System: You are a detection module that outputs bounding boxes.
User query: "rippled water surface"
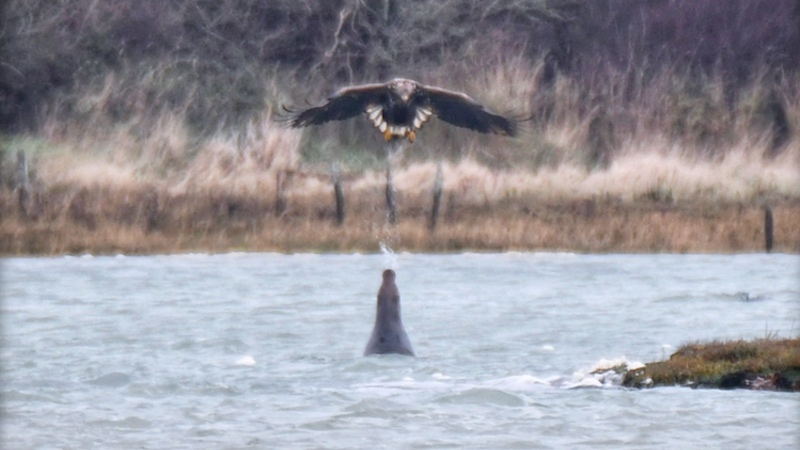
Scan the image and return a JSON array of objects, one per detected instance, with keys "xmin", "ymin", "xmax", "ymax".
[{"xmin": 2, "ymin": 252, "xmax": 798, "ymax": 449}]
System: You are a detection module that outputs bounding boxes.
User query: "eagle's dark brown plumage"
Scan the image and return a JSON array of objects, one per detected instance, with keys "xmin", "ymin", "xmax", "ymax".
[{"xmin": 284, "ymin": 78, "xmax": 518, "ymax": 142}]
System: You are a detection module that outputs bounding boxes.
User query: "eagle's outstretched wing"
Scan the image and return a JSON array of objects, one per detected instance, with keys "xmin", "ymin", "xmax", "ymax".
[
  {"xmin": 415, "ymin": 84, "xmax": 518, "ymax": 136},
  {"xmin": 284, "ymin": 82, "xmax": 388, "ymax": 127}
]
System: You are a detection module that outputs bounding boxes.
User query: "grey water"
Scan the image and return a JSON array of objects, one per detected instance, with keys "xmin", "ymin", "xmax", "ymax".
[{"xmin": 2, "ymin": 252, "xmax": 798, "ymax": 449}]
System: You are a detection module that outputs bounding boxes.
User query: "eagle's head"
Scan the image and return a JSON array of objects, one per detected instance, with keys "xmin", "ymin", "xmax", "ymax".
[{"xmin": 391, "ymin": 78, "xmax": 417, "ymax": 103}]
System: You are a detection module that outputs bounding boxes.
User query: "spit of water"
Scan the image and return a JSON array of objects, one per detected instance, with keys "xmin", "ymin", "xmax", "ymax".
[{"xmin": 2, "ymin": 252, "xmax": 798, "ymax": 449}]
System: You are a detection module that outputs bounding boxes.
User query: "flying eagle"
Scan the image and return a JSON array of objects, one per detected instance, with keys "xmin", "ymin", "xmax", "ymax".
[{"xmin": 284, "ymin": 78, "xmax": 518, "ymax": 143}]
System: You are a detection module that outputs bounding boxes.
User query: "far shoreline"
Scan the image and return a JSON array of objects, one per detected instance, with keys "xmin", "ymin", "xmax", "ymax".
[{"xmin": 2, "ymin": 189, "xmax": 798, "ymax": 256}]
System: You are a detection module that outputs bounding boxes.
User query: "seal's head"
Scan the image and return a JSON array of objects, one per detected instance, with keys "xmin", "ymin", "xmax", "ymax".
[{"xmin": 382, "ymin": 269, "xmax": 396, "ymax": 283}]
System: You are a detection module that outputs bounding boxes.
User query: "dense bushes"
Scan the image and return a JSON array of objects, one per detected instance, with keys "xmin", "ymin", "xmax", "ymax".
[{"xmin": 1, "ymin": 0, "xmax": 798, "ymax": 146}]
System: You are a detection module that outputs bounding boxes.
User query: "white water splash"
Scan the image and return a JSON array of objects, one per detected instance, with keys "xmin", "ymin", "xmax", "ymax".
[
  {"xmin": 380, "ymin": 241, "xmax": 396, "ymax": 269},
  {"xmin": 566, "ymin": 356, "xmax": 645, "ymax": 389}
]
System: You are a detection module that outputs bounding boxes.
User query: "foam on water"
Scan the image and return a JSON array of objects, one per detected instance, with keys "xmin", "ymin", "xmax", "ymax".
[
  {"xmin": 562, "ymin": 356, "xmax": 647, "ymax": 389},
  {"xmin": 235, "ymin": 355, "xmax": 256, "ymax": 366}
]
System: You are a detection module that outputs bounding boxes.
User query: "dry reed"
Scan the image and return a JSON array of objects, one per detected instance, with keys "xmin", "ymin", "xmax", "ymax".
[{"xmin": 2, "ymin": 59, "xmax": 799, "ymax": 256}]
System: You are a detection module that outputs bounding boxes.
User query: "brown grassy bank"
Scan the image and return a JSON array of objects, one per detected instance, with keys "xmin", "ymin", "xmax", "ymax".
[
  {"xmin": 2, "ymin": 180, "xmax": 798, "ymax": 256},
  {"xmin": 2, "ymin": 42, "xmax": 798, "ymax": 256},
  {"xmin": 2, "ymin": 85, "xmax": 799, "ymax": 257},
  {"xmin": 2, "ymin": 107, "xmax": 799, "ymax": 256},
  {"xmin": 623, "ymin": 338, "xmax": 800, "ymax": 391}
]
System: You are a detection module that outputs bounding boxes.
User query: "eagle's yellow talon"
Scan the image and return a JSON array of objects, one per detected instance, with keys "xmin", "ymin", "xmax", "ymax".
[
  {"xmin": 408, "ymin": 130, "xmax": 416, "ymax": 143},
  {"xmin": 384, "ymin": 130, "xmax": 392, "ymax": 141}
]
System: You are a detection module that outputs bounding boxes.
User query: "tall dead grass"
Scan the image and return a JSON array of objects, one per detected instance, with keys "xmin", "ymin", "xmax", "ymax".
[{"xmin": 2, "ymin": 61, "xmax": 799, "ymax": 255}]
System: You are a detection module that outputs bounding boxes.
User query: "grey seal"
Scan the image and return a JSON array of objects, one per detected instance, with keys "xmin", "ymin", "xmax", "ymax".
[{"xmin": 364, "ymin": 269, "xmax": 415, "ymax": 357}]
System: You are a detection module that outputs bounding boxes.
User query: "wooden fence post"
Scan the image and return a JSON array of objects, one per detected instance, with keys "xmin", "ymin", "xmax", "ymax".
[
  {"xmin": 275, "ymin": 170, "xmax": 287, "ymax": 216},
  {"xmin": 332, "ymin": 160, "xmax": 345, "ymax": 226},
  {"xmin": 764, "ymin": 204, "xmax": 774, "ymax": 253},
  {"xmin": 429, "ymin": 160, "xmax": 443, "ymax": 230},
  {"xmin": 15, "ymin": 150, "xmax": 30, "ymax": 217},
  {"xmin": 144, "ymin": 189, "xmax": 159, "ymax": 233},
  {"xmin": 0, "ymin": 145, "xmax": 4, "ymax": 188}
]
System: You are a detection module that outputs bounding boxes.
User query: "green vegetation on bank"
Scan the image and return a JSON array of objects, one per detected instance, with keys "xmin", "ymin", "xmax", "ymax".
[{"xmin": 623, "ymin": 338, "xmax": 800, "ymax": 391}]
